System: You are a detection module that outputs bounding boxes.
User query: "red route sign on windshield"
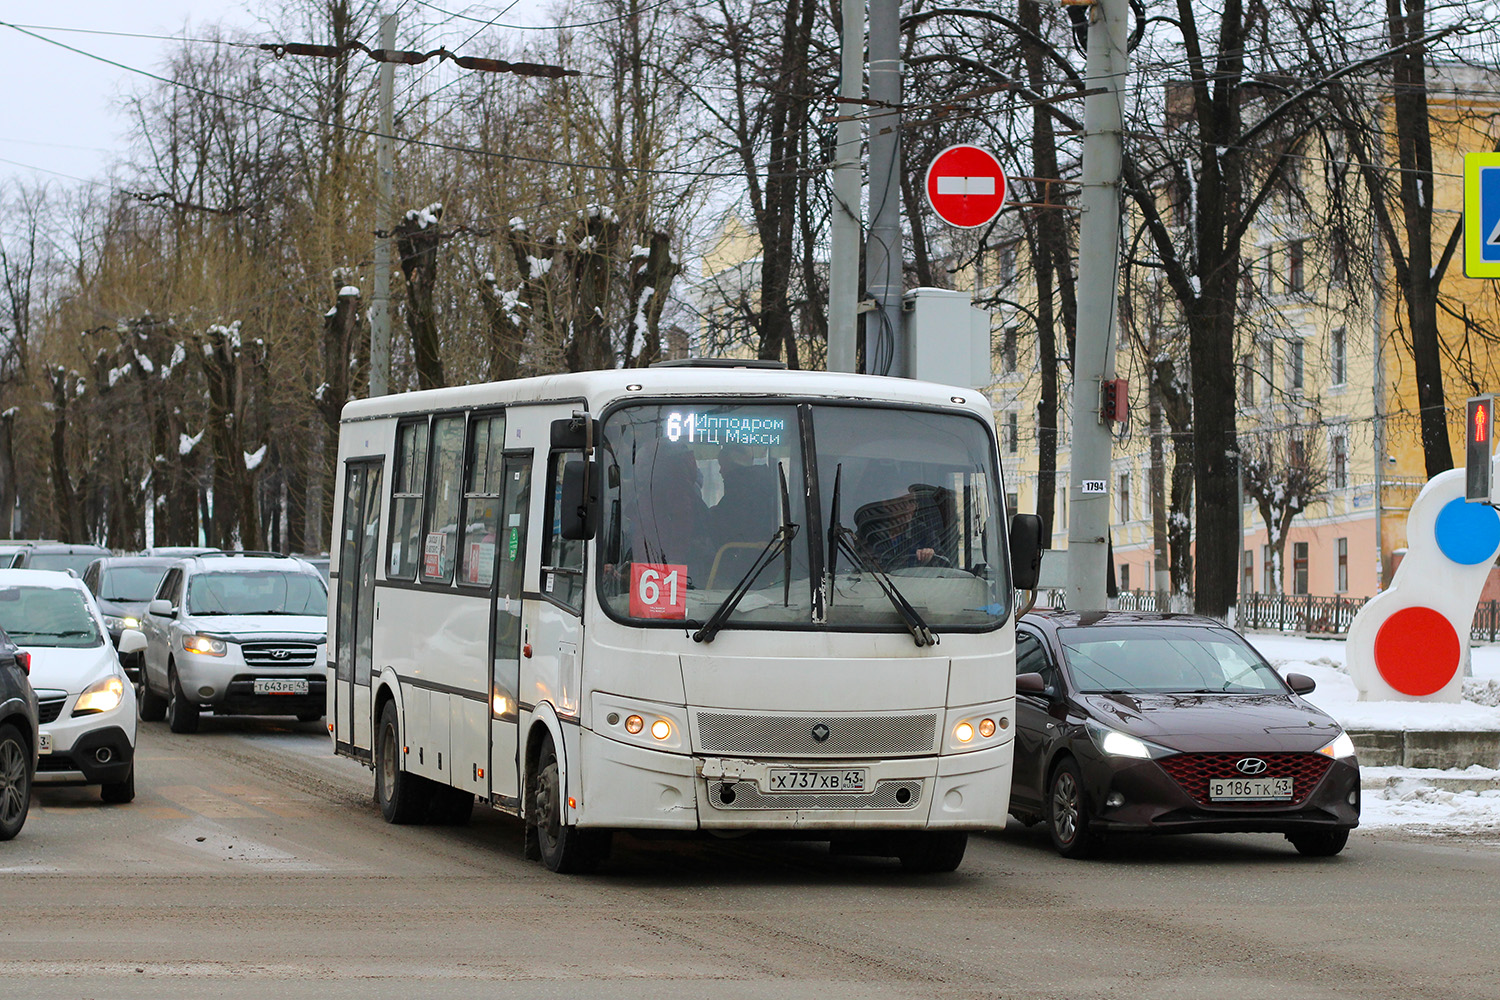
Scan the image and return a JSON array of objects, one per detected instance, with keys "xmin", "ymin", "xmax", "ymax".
[{"xmin": 925, "ymin": 144, "xmax": 1008, "ymax": 229}]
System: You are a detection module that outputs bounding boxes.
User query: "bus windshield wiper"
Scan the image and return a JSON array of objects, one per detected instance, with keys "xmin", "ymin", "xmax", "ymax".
[
  {"xmin": 693, "ymin": 464, "xmax": 798, "ymax": 644},
  {"xmin": 826, "ymin": 518, "xmax": 937, "ymax": 650}
]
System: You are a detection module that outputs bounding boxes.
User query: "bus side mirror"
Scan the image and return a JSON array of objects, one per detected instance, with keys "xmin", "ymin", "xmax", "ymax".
[
  {"xmin": 550, "ymin": 413, "xmax": 599, "ymax": 450},
  {"xmin": 560, "ymin": 459, "xmax": 599, "ymax": 540},
  {"xmin": 1009, "ymin": 513, "xmax": 1045, "ymax": 591}
]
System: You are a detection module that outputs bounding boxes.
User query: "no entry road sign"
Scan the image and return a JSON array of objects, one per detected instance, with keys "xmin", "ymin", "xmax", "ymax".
[{"xmin": 925, "ymin": 145, "xmax": 1007, "ymax": 229}]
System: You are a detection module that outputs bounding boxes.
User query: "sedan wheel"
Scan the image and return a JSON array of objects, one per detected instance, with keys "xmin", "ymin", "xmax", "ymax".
[
  {"xmin": 0, "ymin": 723, "xmax": 31, "ymax": 841},
  {"xmin": 1048, "ymin": 758, "xmax": 1101, "ymax": 859}
]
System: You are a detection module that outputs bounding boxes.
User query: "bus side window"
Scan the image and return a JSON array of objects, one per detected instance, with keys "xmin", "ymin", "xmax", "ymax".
[
  {"xmin": 389, "ymin": 419, "xmax": 429, "ymax": 580},
  {"xmin": 542, "ymin": 450, "xmax": 586, "ymax": 610}
]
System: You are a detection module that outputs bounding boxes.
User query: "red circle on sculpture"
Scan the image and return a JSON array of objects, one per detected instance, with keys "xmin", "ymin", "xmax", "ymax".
[{"xmin": 1373, "ymin": 606, "xmax": 1460, "ymax": 697}]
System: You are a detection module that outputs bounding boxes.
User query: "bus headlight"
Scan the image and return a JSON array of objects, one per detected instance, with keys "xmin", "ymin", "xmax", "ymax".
[
  {"xmin": 592, "ymin": 693, "xmax": 687, "ymax": 754},
  {"xmin": 650, "ymin": 719, "xmax": 671, "ymax": 740},
  {"xmin": 944, "ymin": 702, "xmax": 1013, "ymax": 752}
]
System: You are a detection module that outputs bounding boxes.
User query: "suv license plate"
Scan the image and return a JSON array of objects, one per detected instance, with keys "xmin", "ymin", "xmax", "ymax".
[
  {"xmin": 1209, "ymin": 776, "xmax": 1292, "ymax": 801},
  {"xmin": 767, "ymin": 769, "xmax": 866, "ymax": 793},
  {"xmin": 254, "ymin": 678, "xmax": 309, "ymax": 695},
  {"xmin": 38, "ymin": 732, "xmax": 51, "ymax": 754}
]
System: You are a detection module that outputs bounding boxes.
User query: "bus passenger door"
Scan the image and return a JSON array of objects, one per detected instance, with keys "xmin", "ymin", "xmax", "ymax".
[
  {"xmin": 335, "ymin": 459, "xmax": 383, "ymax": 753},
  {"xmin": 490, "ymin": 454, "xmax": 531, "ymax": 806}
]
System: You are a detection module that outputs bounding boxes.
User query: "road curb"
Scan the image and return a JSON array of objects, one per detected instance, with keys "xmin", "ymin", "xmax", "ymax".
[{"xmin": 1348, "ymin": 729, "xmax": 1500, "ymax": 769}]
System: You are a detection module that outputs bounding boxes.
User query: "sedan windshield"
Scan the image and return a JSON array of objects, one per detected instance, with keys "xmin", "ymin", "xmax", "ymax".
[
  {"xmin": 99, "ymin": 565, "xmax": 171, "ymax": 602},
  {"xmin": 187, "ymin": 571, "xmax": 327, "ymax": 616},
  {"xmin": 0, "ymin": 586, "xmax": 103, "ymax": 647},
  {"xmin": 1059, "ymin": 625, "xmax": 1287, "ymax": 694},
  {"xmin": 597, "ymin": 401, "xmax": 1008, "ymax": 633}
]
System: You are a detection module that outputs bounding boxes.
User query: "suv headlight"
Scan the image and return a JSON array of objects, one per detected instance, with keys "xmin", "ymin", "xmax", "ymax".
[
  {"xmin": 183, "ymin": 634, "xmax": 228, "ymax": 656},
  {"xmin": 73, "ymin": 675, "xmax": 125, "ymax": 716},
  {"xmin": 1317, "ymin": 731, "xmax": 1356, "ymax": 760},
  {"xmin": 103, "ymin": 615, "xmax": 140, "ymax": 632},
  {"xmin": 1085, "ymin": 719, "xmax": 1173, "ymax": 760}
]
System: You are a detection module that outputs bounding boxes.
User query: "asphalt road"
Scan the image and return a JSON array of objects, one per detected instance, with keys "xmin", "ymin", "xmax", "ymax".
[{"xmin": 2, "ymin": 718, "xmax": 1498, "ymax": 1000}]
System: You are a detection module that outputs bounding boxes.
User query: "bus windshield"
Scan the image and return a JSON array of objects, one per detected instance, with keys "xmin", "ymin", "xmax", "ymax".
[{"xmin": 598, "ymin": 401, "xmax": 1007, "ymax": 633}]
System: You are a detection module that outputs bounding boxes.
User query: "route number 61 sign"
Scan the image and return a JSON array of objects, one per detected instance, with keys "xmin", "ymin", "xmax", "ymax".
[{"xmin": 630, "ymin": 563, "xmax": 688, "ymax": 619}]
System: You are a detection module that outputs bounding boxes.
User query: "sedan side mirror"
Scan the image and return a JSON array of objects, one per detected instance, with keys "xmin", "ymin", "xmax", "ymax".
[
  {"xmin": 147, "ymin": 598, "xmax": 175, "ymax": 618},
  {"xmin": 1016, "ymin": 671, "xmax": 1048, "ymax": 696},
  {"xmin": 1285, "ymin": 672, "xmax": 1316, "ymax": 695},
  {"xmin": 117, "ymin": 628, "xmax": 147, "ymax": 655}
]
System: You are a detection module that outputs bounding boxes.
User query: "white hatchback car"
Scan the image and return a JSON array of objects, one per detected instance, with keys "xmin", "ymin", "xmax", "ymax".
[{"xmin": 0, "ymin": 570, "xmax": 144, "ymax": 802}]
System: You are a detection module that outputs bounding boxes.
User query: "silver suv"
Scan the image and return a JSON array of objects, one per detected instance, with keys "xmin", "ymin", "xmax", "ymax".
[{"xmin": 138, "ymin": 554, "xmax": 328, "ymax": 733}]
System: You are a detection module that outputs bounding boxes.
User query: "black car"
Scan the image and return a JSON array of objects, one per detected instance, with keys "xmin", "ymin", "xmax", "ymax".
[
  {"xmin": 82, "ymin": 556, "xmax": 179, "ymax": 682},
  {"xmin": 0, "ymin": 626, "xmax": 38, "ymax": 840},
  {"xmin": 1012, "ymin": 610, "xmax": 1360, "ymax": 859}
]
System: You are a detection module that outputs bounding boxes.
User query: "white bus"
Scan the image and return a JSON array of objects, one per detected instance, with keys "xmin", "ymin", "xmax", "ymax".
[{"xmin": 328, "ymin": 362, "xmax": 1043, "ymax": 873}]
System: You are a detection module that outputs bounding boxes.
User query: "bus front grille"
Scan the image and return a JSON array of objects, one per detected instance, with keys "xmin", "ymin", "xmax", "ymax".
[{"xmin": 694, "ymin": 712, "xmax": 938, "ymax": 757}]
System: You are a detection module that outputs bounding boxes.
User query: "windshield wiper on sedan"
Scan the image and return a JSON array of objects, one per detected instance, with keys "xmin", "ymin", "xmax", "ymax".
[
  {"xmin": 825, "ymin": 465, "xmax": 937, "ymax": 648},
  {"xmin": 17, "ymin": 629, "xmax": 95, "ymax": 638},
  {"xmin": 693, "ymin": 464, "xmax": 799, "ymax": 644}
]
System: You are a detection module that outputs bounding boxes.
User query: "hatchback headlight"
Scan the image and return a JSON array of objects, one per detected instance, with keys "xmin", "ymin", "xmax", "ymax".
[
  {"xmin": 73, "ymin": 675, "xmax": 125, "ymax": 716},
  {"xmin": 1086, "ymin": 719, "xmax": 1173, "ymax": 760},
  {"xmin": 1317, "ymin": 731, "xmax": 1357, "ymax": 760},
  {"xmin": 183, "ymin": 634, "xmax": 227, "ymax": 656}
]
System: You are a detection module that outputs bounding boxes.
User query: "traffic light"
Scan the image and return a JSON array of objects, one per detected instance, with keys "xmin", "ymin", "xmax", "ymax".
[
  {"xmin": 1100, "ymin": 378, "xmax": 1128, "ymax": 423},
  {"xmin": 1467, "ymin": 395, "xmax": 1494, "ymax": 502}
]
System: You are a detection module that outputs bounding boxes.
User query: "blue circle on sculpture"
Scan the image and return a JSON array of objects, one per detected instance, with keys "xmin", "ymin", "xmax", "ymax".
[{"xmin": 1434, "ymin": 496, "xmax": 1500, "ymax": 565}]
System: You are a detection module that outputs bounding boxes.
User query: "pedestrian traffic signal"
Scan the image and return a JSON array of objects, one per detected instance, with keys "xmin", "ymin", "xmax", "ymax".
[{"xmin": 1467, "ymin": 394, "xmax": 1494, "ymax": 502}]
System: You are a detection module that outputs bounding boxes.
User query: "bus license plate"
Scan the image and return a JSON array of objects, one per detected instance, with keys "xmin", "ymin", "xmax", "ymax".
[
  {"xmin": 767, "ymin": 769, "xmax": 866, "ymax": 793},
  {"xmin": 254, "ymin": 678, "xmax": 309, "ymax": 695},
  {"xmin": 38, "ymin": 733, "xmax": 51, "ymax": 754},
  {"xmin": 1209, "ymin": 776, "xmax": 1292, "ymax": 801}
]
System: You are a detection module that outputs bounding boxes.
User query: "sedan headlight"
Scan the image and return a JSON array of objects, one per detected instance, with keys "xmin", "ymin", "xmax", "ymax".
[
  {"xmin": 183, "ymin": 634, "xmax": 228, "ymax": 656},
  {"xmin": 1085, "ymin": 719, "xmax": 1173, "ymax": 760},
  {"xmin": 73, "ymin": 675, "xmax": 125, "ymax": 716},
  {"xmin": 1317, "ymin": 731, "xmax": 1357, "ymax": 760}
]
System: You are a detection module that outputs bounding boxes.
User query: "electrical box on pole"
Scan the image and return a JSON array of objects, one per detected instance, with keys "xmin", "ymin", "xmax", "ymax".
[
  {"xmin": 1100, "ymin": 378, "xmax": 1127, "ymax": 422},
  {"xmin": 1466, "ymin": 394, "xmax": 1494, "ymax": 502},
  {"xmin": 902, "ymin": 288, "xmax": 993, "ymax": 389}
]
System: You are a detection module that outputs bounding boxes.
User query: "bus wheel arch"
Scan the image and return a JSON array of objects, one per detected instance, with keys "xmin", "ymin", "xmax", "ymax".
[{"xmin": 523, "ymin": 711, "xmax": 609, "ymax": 873}]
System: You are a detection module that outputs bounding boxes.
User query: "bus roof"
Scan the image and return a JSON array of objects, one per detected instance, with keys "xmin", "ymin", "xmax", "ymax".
[{"xmin": 339, "ymin": 367, "xmax": 995, "ymax": 425}]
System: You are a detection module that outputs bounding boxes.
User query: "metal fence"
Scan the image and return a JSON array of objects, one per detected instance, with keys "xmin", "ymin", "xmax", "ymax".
[{"xmin": 1038, "ymin": 587, "xmax": 1500, "ymax": 642}]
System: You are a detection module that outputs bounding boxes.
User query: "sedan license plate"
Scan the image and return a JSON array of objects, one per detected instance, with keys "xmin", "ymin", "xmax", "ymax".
[
  {"xmin": 253, "ymin": 678, "xmax": 309, "ymax": 696},
  {"xmin": 767, "ymin": 769, "xmax": 866, "ymax": 793},
  {"xmin": 1209, "ymin": 776, "xmax": 1293, "ymax": 801},
  {"xmin": 38, "ymin": 732, "xmax": 51, "ymax": 755}
]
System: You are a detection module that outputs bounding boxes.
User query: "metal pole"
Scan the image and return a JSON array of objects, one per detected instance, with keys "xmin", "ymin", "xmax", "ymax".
[
  {"xmin": 369, "ymin": 12, "xmax": 396, "ymax": 397},
  {"xmin": 1064, "ymin": 0, "xmax": 1128, "ymax": 612},
  {"xmin": 827, "ymin": 0, "xmax": 863, "ymax": 374},
  {"xmin": 865, "ymin": 0, "xmax": 904, "ymax": 376}
]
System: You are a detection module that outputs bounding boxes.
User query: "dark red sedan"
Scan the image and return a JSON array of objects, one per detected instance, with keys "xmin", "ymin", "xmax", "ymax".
[{"xmin": 1012, "ymin": 610, "xmax": 1359, "ymax": 858}]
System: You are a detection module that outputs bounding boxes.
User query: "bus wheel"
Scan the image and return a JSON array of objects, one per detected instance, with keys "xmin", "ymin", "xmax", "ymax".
[
  {"xmin": 376, "ymin": 701, "xmax": 429, "ymax": 824},
  {"xmin": 896, "ymin": 831, "xmax": 968, "ymax": 873},
  {"xmin": 530, "ymin": 734, "xmax": 610, "ymax": 873}
]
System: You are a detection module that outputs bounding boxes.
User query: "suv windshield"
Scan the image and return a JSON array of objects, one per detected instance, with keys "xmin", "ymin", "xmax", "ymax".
[
  {"xmin": 1059, "ymin": 625, "xmax": 1287, "ymax": 694},
  {"xmin": 597, "ymin": 401, "xmax": 1007, "ymax": 633},
  {"xmin": 187, "ymin": 571, "xmax": 327, "ymax": 616},
  {"xmin": 0, "ymin": 586, "xmax": 103, "ymax": 647}
]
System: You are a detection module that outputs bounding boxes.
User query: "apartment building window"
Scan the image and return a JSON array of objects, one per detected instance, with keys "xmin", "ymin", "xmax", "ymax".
[
  {"xmin": 1241, "ymin": 357, "xmax": 1255, "ymax": 401},
  {"xmin": 1261, "ymin": 338, "xmax": 1275, "ymax": 403},
  {"xmin": 1243, "ymin": 549, "xmax": 1254, "ymax": 594},
  {"xmin": 1263, "ymin": 246, "xmax": 1277, "ymax": 295},
  {"xmin": 1119, "ymin": 563, "xmax": 1131, "ymax": 592},
  {"xmin": 1117, "ymin": 472, "xmax": 1131, "ymax": 523},
  {"xmin": 1330, "ymin": 326, "xmax": 1347, "ymax": 386},
  {"xmin": 1293, "ymin": 541, "xmax": 1309, "ymax": 595},
  {"xmin": 1289, "ymin": 437, "xmax": 1306, "ymax": 468},
  {"xmin": 1336, "ymin": 537, "xmax": 1348, "ymax": 593},
  {"xmin": 1331, "ymin": 432, "xmax": 1348, "ymax": 489},
  {"xmin": 1288, "ymin": 240, "xmax": 1305, "ymax": 292},
  {"xmin": 1262, "ymin": 544, "xmax": 1274, "ymax": 593},
  {"xmin": 1002, "ymin": 326, "xmax": 1018, "ymax": 374},
  {"xmin": 999, "ymin": 246, "xmax": 1016, "ymax": 286},
  {"xmin": 1289, "ymin": 339, "xmax": 1305, "ymax": 392},
  {"xmin": 1006, "ymin": 411, "xmax": 1019, "ymax": 453},
  {"xmin": 1330, "ymin": 240, "xmax": 1349, "ymax": 285}
]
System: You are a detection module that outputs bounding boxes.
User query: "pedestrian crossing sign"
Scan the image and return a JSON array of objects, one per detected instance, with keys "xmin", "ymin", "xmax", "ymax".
[{"xmin": 1464, "ymin": 152, "xmax": 1500, "ymax": 278}]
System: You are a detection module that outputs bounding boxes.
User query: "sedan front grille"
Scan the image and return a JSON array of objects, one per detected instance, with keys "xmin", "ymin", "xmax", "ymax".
[
  {"xmin": 241, "ymin": 641, "xmax": 320, "ymax": 670},
  {"xmin": 1157, "ymin": 752, "xmax": 1333, "ymax": 807},
  {"xmin": 695, "ymin": 712, "xmax": 938, "ymax": 758},
  {"xmin": 37, "ymin": 697, "xmax": 66, "ymax": 724}
]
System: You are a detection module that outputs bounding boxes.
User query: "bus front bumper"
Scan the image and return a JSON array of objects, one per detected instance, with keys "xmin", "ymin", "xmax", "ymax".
[{"xmin": 575, "ymin": 729, "xmax": 1012, "ymax": 832}]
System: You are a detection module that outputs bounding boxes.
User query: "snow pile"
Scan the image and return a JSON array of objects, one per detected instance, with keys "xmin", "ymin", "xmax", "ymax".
[{"xmin": 1360, "ymin": 766, "xmax": 1500, "ymax": 833}]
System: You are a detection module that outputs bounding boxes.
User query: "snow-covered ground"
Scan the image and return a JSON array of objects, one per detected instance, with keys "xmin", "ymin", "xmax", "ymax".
[{"xmin": 1248, "ymin": 631, "xmax": 1500, "ymax": 836}]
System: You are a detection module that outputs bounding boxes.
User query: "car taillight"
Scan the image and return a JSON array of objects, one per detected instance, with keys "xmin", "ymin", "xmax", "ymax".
[{"xmin": 15, "ymin": 651, "xmax": 29, "ymax": 675}]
